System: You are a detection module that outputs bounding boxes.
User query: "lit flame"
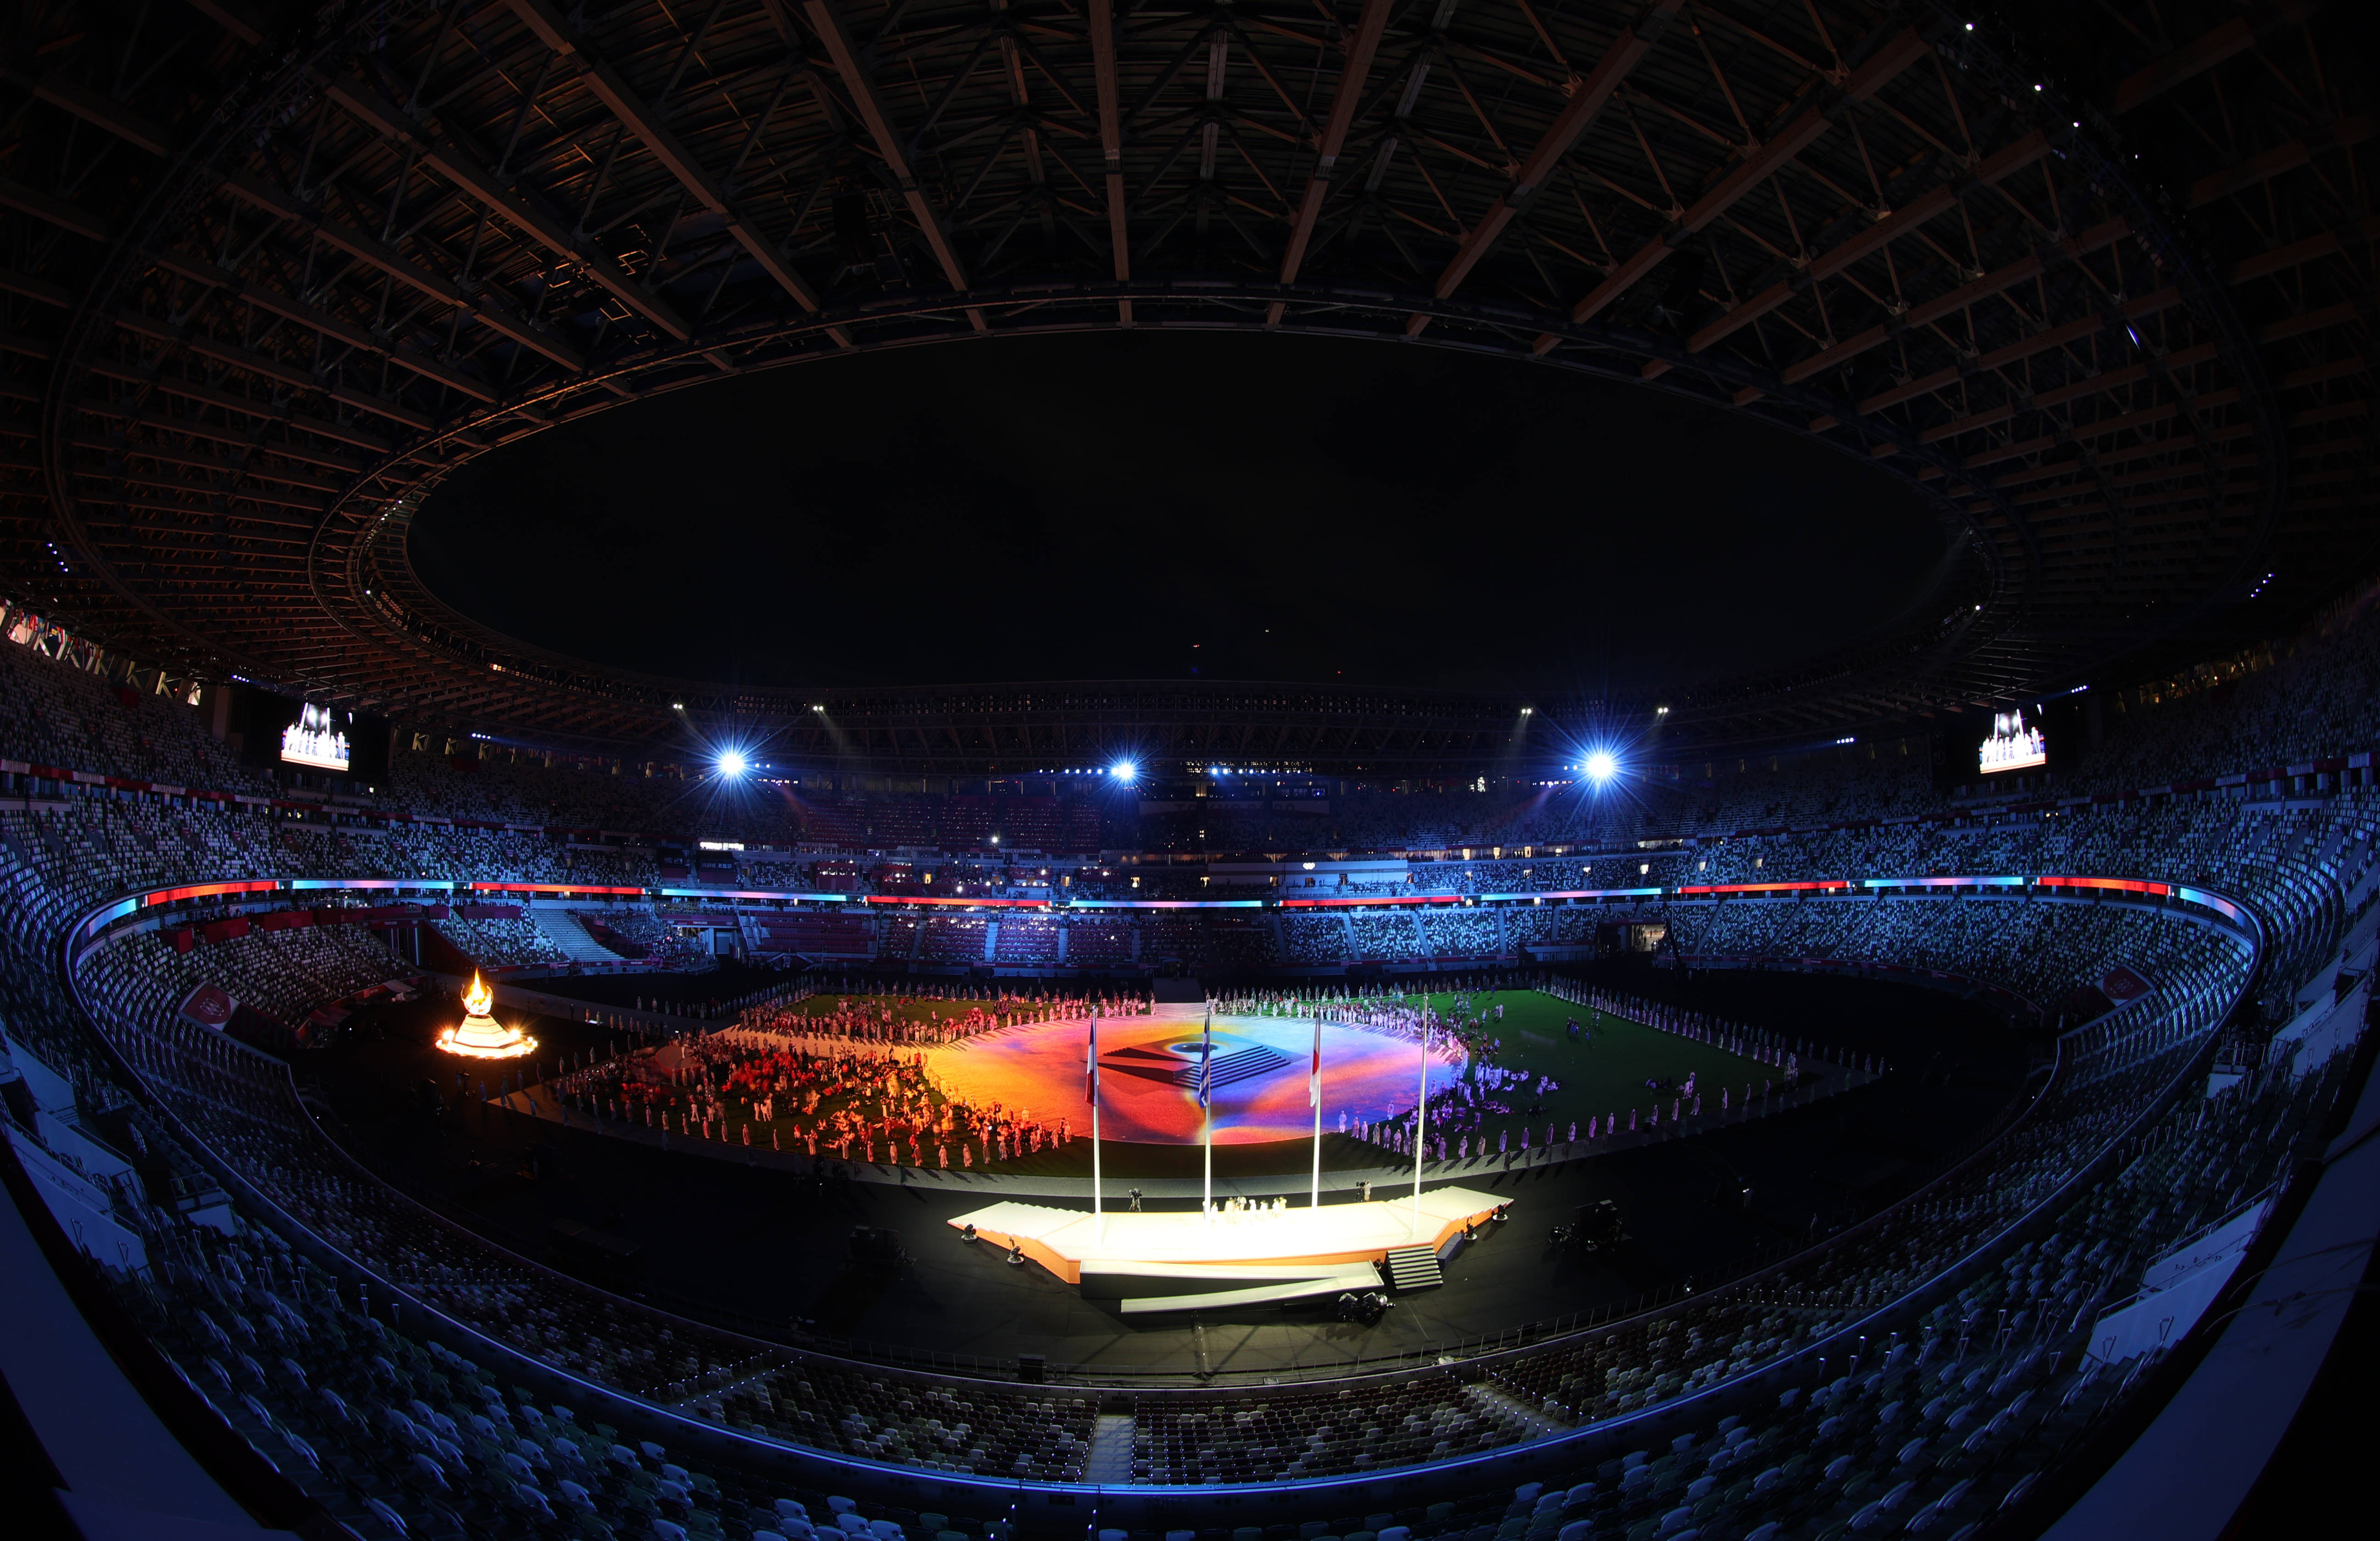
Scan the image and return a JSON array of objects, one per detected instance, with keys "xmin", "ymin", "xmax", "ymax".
[{"xmin": 437, "ymin": 970, "xmax": 535, "ymax": 1059}]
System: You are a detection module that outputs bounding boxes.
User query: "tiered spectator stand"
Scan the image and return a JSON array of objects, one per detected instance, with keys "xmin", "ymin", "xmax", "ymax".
[
  {"xmin": 35, "ymin": 855, "xmax": 2294, "ymax": 1530},
  {"xmin": 56, "ymin": 883, "xmax": 1115, "ymax": 1515},
  {"xmin": 2, "ymin": 625, "xmax": 2368, "ymax": 1529},
  {"xmin": 7, "ymin": 611, "xmax": 2380, "ymax": 1533},
  {"xmin": 0, "ymin": 742, "xmax": 2361, "ymax": 1531},
  {"xmin": 5, "ymin": 678, "xmax": 2369, "ymax": 993}
]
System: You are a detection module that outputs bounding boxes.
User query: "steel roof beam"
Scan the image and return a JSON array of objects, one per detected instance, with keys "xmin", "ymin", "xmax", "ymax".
[
  {"xmin": 216, "ymin": 172, "xmax": 587, "ymax": 371},
  {"xmin": 315, "ymin": 71, "xmax": 694, "ymax": 343},
  {"xmin": 148, "ymin": 249, "xmax": 498, "ymax": 404},
  {"xmin": 2108, "ymin": 4, "xmax": 2311, "ymax": 115},
  {"xmin": 0, "ymin": 175, "xmax": 112, "ymax": 241},
  {"xmin": 85, "ymin": 493, "xmax": 315, "ymax": 528},
  {"xmin": 803, "ymin": 0, "xmax": 979, "ymax": 324},
  {"xmin": 1531, "ymin": 25, "xmax": 1932, "ymax": 355},
  {"xmin": 504, "ymin": 0, "xmax": 851, "ymax": 349},
  {"xmin": 1270, "ymin": 0, "xmax": 1394, "ymax": 322},
  {"xmin": 2227, "ymin": 216, "xmax": 2380, "ymax": 285},
  {"xmin": 75, "ymin": 439, "xmax": 350, "ymax": 497},
  {"xmin": 1674, "ymin": 128, "xmax": 2051, "ymax": 362},
  {"xmin": 1408, "ymin": 0, "xmax": 1685, "ymax": 337},
  {"xmin": 2, "ymin": 69, "xmax": 175, "ymax": 158},
  {"xmin": 1086, "ymin": 0, "xmax": 1130, "ymax": 324},
  {"xmin": 1784, "ymin": 216, "xmax": 2137, "ymax": 398},
  {"xmin": 2189, "ymin": 111, "xmax": 2378, "ymax": 208},
  {"xmin": 1845, "ymin": 266, "xmax": 2172, "ymax": 419},
  {"xmin": 178, "ymin": 0, "xmax": 265, "ymax": 46}
]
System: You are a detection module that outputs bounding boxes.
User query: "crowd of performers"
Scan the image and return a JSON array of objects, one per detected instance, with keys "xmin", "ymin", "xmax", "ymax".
[
  {"xmin": 731, "ymin": 984, "xmax": 1151, "ymax": 1044},
  {"xmin": 1210, "ymin": 977, "xmax": 1816, "ymax": 1164},
  {"xmin": 1213, "ymin": 980, "xmax": 1522, "ymax": 1057},
  {"xmin": 546, "ymin": 1022, "xmax": 1080, "ymax": 1167},
  {"xmin": 1213, "ymin": 976, "xmax": 1818, "ymax": 1074},
  {"xmin": 525, "ymin": 979, "xmax": 1827, "ymax": 1172},
  {"xmin": 1542, "ymin": 976, "xmax": 1831, "ymax": 1072},
  {"xmin": 1334, "ymin": 1052, "xmax": 1799, "ymax": 1163},
  {"xmin": 1339, "ymin": 1060, "xmax": 1567, "ymax": 1160}
]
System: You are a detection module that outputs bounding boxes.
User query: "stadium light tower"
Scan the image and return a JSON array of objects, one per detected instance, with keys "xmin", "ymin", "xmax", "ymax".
[
  {"xmin": 1584, "ymin": 750, "xmax": 1619, "ymax": 786},
  {"xmin": 1111, "ymin": 760, "xmax": 1139, "ymax": 784}
]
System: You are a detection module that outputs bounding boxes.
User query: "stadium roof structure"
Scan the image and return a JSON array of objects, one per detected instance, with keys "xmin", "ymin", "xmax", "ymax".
[{"xmin": 0, "ymin": 0, "xmax": 2371, "ymax": 767}]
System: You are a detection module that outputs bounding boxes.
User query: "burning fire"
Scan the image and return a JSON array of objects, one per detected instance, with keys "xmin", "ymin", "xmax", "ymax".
[{"xmin": 436, "ymin": 971, "xmax": 536, "ymax": 1059}]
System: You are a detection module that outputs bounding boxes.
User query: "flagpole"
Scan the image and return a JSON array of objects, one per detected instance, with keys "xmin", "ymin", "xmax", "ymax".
[
  {"xmin": 1090, "ymin": 1009, "xmax": 1103, "ymax": 1239},
  {"xmin": 1202, "ymin": 1002, "xmax": 1214, "ymax": 1213},
  {"xmin": 1411, "ymin": 1019, "xmax": 1429, "ymax": 1239},
  {"xmin": 1310, "ymin": 1014, "xmax": 1323, "ymax": 1209}
]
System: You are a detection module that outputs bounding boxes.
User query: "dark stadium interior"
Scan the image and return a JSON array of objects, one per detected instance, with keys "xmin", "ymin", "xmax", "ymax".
[
  {"xmin": 408, "ymin": 333, "xmax": 1957, "ymax": 694},
  {"xmin": 3, "ymin": 2, "xmax": 2378, "ymax": 1541}
]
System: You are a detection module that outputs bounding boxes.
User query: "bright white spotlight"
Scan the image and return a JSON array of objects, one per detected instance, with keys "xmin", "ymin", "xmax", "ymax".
[
  {"xmin": 717, "ymin": 750, "xmax": 749, "ymax": 779},
  {"xmin": 1111, "ymin": 760, "xmax": 1138, "ymax": 783},
  {"xmin": 1584, "ymin": 750, "xmax": 1619, "ymax": 785}
]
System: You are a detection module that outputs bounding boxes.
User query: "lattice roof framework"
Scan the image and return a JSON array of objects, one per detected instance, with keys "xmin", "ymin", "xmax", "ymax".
[{"xmin": 0, "ymin": 0, "xmax": 2369, "ymax": 770}]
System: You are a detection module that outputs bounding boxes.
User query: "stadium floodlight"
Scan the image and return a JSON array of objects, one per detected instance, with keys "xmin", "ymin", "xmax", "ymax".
[
  {"xmin": 717, "ymin": 750, "xmax": 749, "ymax": 779},
  {"xmin": 1584, "ymin": 750, "xmax": 1619, "ymax": 785},
  {"xmin": 1111, "ymin": 760, "xmax": 1138, "ymax": 783}
]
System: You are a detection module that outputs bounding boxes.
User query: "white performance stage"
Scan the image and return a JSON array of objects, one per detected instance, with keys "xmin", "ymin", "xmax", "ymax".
[{"xmin": 949, "ymin": 1186, "xmax": 1503, "ymax": 1314}]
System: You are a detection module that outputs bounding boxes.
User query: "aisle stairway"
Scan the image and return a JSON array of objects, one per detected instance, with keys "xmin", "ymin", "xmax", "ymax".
[
  {"xmin": 531, "ymin": 909, "xmax": 628, "ymax": 963},
  {"xmin": 1384, "ymin": 1244, "xmax": 1445, "ymax": 1291},
  {"xmin": 1464, "ymin": 1381, "xmax": 1571, "ymax": 1438},
  {"xmin": 1083, "ymin": 1414, "xmax": 1136, "ymax": 1483}
]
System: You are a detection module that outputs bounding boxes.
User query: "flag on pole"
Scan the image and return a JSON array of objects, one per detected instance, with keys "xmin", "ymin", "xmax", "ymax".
[
  {"xmin": 1086, "ymin": 1010, "xmax": 1100, "ymax": 1104},
  {"xmin": 1309, "ymin": 1017, "xmax": 1322, "ymax": 1108},
  {"xmin": 1198, "ymin": 1009, "xmax": 1213, "ymax": 1109}
]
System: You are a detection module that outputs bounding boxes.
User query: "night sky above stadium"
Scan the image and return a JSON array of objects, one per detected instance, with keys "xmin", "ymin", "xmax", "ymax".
[{"xmin": 414, "ymin": 333, "xmax": 1956, "ymax": 697}]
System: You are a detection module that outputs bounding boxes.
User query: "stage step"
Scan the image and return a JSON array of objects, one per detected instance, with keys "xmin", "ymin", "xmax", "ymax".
[
  {"xmin": 1384, "ymin": 1244, "xmax": 1444, "ymax": 1292},
  {"xmin": 1169, "ymin": 1045, "xmax": 1290, "ymax": 1091},
  {"xmin": 1084, "ymin": 1414, "xmax": 1136, "ymax": 1483}
]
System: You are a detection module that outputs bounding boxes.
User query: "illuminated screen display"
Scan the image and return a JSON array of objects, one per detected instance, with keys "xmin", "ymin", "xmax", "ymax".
[
  {"xmin": 281, "ymin": 703, "xmax": 351, "ymax": 772},
  {"xmin": 1979, "ymin": 709, "xmax": 2047, "ymax": 775}
]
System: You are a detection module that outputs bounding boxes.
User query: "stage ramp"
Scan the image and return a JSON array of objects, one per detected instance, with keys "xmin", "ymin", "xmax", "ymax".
[
  {"xmin": 949, "ymin": 1187, "xmax": 1498, "ymax": 1312},
  {"xmin": 1082, "ymin": 1259, "xmax": 1385, "ymax": 1314}
]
